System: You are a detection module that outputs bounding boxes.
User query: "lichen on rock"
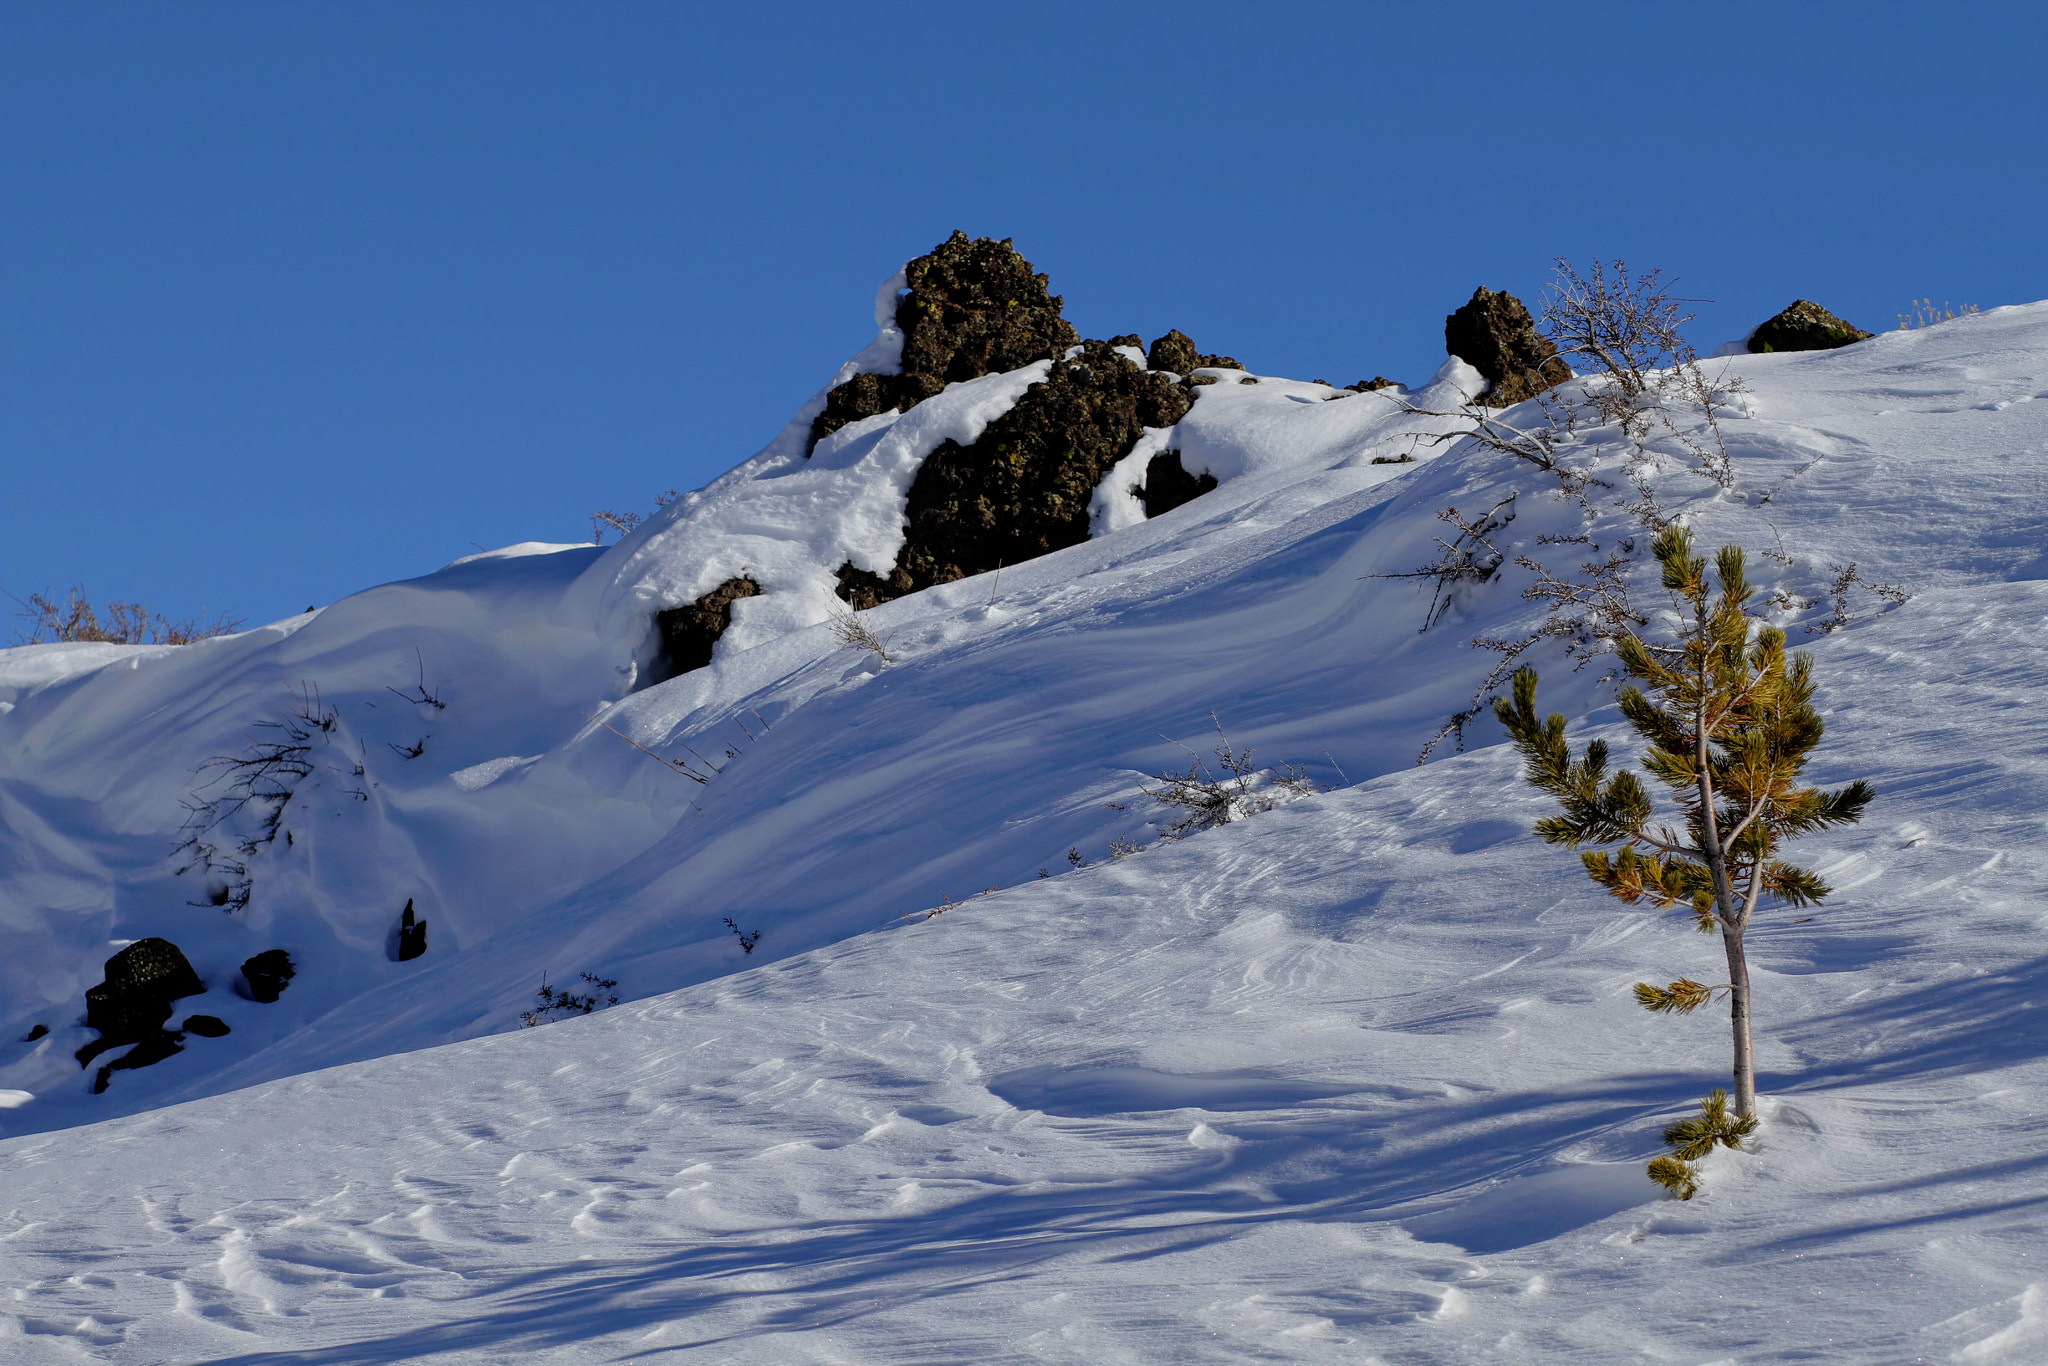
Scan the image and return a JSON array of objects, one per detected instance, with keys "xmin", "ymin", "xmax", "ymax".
[
  {"xmin": 808, "ymin": 232, "xmax": 1079, "ymax": 452},
  {"xmin": 1748, "ymin": 300, "xmax": 1873, "ymax": 354},
  {"xmin": 1145, "ymin": 329, "xmax": 1242, "ymax": 376},
  {"xmin": 1444, "ymin": 287, "xmax": 1570, "ymax": 407},
  {"xmin": 837, "ymin": 340, "xmax": 1199, "ymax": 606}
]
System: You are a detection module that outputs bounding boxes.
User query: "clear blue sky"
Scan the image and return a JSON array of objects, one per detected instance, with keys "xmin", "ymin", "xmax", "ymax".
[{"xmin": 5, "ymin": 2, "xmax": 2044, "ymax": 631}]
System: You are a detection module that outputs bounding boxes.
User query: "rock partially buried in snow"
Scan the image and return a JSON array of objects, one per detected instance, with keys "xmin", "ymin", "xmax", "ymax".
[
  {"xmin": 1444, "ymin": 286, "xmax": 1570, "ymax": 407},
  {"xmin": 240, "ymin": 949, "xmax": 295, "ymax": 1003},
  {"xmin": 1747, "ymin": 299, "xmax": 1873, "ymax": 353},
  {"xmin": 840, "ymin": 340, "xmax": 1200, "ymax": 605},
  {"xmin": 651, "ymin": 576, "xmax": 760, "ymax": 683},
  {"xmin": 77, "ymin": 938, "xmax": 204, "ymax": 1068},
  {"xmin": 1139, "ymin": 450, "xmax": 1218, "ymax": 518},
  {"xmin": 393, "ymin": 899, "xmax": 428, "ymax": 962}
]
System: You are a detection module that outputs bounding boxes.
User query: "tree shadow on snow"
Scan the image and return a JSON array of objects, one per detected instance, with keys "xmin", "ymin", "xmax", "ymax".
[{"xmin": 192, "ymin": 1069, "xmax": 1702, "ymax": 1365}]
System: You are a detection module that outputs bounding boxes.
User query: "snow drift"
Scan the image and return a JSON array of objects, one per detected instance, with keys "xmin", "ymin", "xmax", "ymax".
[{"xmin": 2, "ymin": 265, "xmax": 2046, "ymax": 1362}]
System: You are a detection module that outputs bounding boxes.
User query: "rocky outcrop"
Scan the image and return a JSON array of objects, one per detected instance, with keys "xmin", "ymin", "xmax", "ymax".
[
  {"xmin": 808, "ymin": 232, "xmax": 1080, "ymax": 452},
  {"xmin": 651, "ymin": 577, "xmax": 760, "ymax": 682},
  {"xmin": 74, "ymin": 938, "xmax": 213, "ymax": 1090},
  {"xmin": 1139, "ymin": 452, "xmax": 1218, "ymax": 518},
  {"xmin": 1748, "ymin": 300, "xmax": 1872, "ymax": 353},
  {"xmin": 76, "ymin": 938, "xmax": 203, "ymax": 1069},
  {"xmin": 836, "ymin": 342, "xmax": 1198, "ymax": 605},
  {"xmin": 240, "ymin": 949, "xmax": 294, "ymax": 1003},
  {"xmin": 1445, "ymin": 287, "xmax": 1570, "ymax": 406},
  {"xmin": 661, "ymin": 247, "xmax": 1245, "ymax": 673},
  {"xmin": 180, "ymin": 1014, "xmax": 230, "ymax": 1037}
]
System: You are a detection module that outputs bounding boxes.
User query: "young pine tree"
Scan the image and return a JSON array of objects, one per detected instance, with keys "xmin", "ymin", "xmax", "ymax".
[{"xmin": 1493, "ymin": 526, "xmax": 1872, "ymax": 1177}]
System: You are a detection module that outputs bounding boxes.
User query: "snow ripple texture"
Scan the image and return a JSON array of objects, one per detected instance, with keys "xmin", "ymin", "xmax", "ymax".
[{"xmin": 1, "ymin": 306, "xmax": 2046, "ymax": 1361}]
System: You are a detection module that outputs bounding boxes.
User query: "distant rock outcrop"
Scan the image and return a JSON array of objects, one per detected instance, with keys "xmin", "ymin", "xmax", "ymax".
[
  {"xmin": 1445, "ymin": 287, "xmax": 1570, "ymax": 407},
  {"xmin": 836, "ymin": 341, "xmax": 1198, "ymax": 605},
  {"xmin": 240, "ymin": 949, "xmax": 295, "ymax": 1003},
  {"xmin": 663, "ymin": 243, "xmax": 1238, "ymax": 671},
  {"xmin": 1748, "ymin": 300, "xmax": 1872, "ymax": 354},
  {"xmin": 809, "ymin": 232, "xmax": 1080, "ymax": 452}
]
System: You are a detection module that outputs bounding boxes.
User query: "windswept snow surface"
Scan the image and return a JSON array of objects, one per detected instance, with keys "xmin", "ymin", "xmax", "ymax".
[{"xmin": 3, "ymin": 304, "xmax": 2047, "ymax": 1361}]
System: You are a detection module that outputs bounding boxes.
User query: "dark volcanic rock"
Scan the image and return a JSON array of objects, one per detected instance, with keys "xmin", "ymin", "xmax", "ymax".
[
  {"xmin": 849, "ymin": 341, "xmax": 1197, "ymax": 599},
  {"xmin": 1139, "ymin": 451, "xmax": 1218, "ymax": 518},
  {"xmin": 651, "ymin": 577, "xmax": 761, "ymax": 682},
  {"xmin": 1747, "ymin": 300, "xmax": 1873, "ymax": 353},
  {"xmin": 1146, "ymin": 329, "xmax": 1200, "ymax": 375},
  {"xmin": 1143, "ymin": 330, "xmax": 1242, "ymax": 377},
  {"xmin": 833, "ymin": 563, "xmax": 905, "ymax": 613},
  {"xmin": 76, "ymin": 937, "xmax": 203, "ymax": 1067},
  {"xmin": 808, "ymin": 232, "xmax": 1080, "ymax": 452},
  {"xmin": 23, "ymin": 1023, "xmax": 48, "ymax": 1042},
  {"xmin": 240, "ymin": 949, "xmax": 295, "ymax": 1003},
  {"xmin": 180, "ymin": 1014, "xmax": 231, "ymax": 1037},
  {"xmin": 1345, "ymin": 377, "xmax": 1397, "ymax": 392},
  {"xmin": 395, "ymin": 899, "xmax": 429, "ymax": 962},
  {"xmin": 1444, "ymin": 287, "xmax": 1570, "ymax": 406}
]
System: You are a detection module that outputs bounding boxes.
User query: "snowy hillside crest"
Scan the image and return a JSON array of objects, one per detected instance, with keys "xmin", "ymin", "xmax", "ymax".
[{"xmin": 3, "ymin": 241, "xmax": 2047, "ymax": 1362}]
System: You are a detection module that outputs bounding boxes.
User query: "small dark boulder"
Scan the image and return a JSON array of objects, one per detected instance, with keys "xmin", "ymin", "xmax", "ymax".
[
  {"xmin": 1445, "ymin": 287, "xmax": 1570, "ymax": 407},
  {"xmin": 809, "ymin": 232, "xmax": 1080, "ymax": 452},
  {"xmin": 76, "ymin": 937, "xmax": 204, "ymax": 1067},
  {"xmin": 650, "ymin": 576, "xmax": 760, "ymax": 682},
  {"xmin": 1146, "ymin": 329, "xmax": 1200, "ymax": 375},
  {"xmin": 180, "ymin": 1014, "xmax": 231, "ymax": 1038},
  {"xmin": 1139, "ymin": 451, "xmax": 1218, "ymax": 518},
  {"xmin": 22, "ymin": 1023, "xmax": 48, "ymax": 1042},
  {"xmin": 1747, "ymin": 300, "xmax": 1872, "ymax": 354},
  {"xmin": 240, "ymin": 949, "xmax": 295, "ymax": 1003},
  {"xmin": 396, "ymin": 899, "xmax": 429, "ymax": 962},
  {"xmin": 1345, "ymin": 377, "xmax": 1398, "ymax": 393}
]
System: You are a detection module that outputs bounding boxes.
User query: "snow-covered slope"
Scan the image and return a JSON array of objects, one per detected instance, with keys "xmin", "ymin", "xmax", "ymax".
[{"xmin": 2, "ymin": 297, "xmax": 2045, "ymax": 1362}]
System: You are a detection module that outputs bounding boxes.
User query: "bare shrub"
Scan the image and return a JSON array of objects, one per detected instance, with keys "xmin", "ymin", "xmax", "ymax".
[
  {"xmin": 176, "ymin": 683, "xmax": 337, "ymax": 912},
  {"xmin": 521, "ymin": 972, "xmax": 620, "ymax": 1027},
  {"xmin": 1810, "ymin": 563, "xmax": 1912, "ymax": 634},
  {"xmin": 1394, "ymin": 260, "xmax": 1764, "ymax": 761},
  {"xmin": 8, "ymin": 585, "xmax": 242, "ymax": 646},
  {"xmin": 1145, "ymin": 714, "xmax": 1320, "ymax": 842},
  {"xmin": 1366, "ymin": 494, "xmax": 1517, "ymax": 632},
  {"xmin": 590, "ymin": 489, "xmax": 683, "ymax": 545},
  {"xmin": 828, "ymin": 608, "xmax": 893, "ymax": 663}
]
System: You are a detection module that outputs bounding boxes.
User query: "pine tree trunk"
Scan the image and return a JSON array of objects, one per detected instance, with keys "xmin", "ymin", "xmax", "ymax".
[{"xmin": 1721, "ymin": 925, "xmax": 1757, "ymax": 1118}]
